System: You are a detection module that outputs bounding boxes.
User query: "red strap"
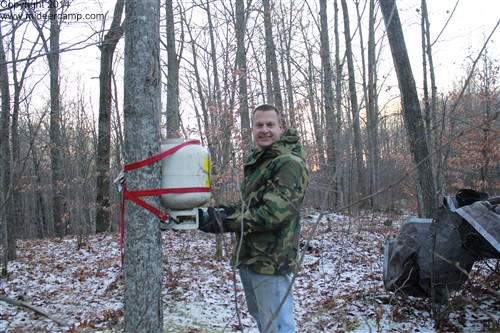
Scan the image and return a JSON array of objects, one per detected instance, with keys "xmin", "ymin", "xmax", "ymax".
[
  {"xmin": 120, "ymin": 183, "xmax": 126, "ymax": 261},
  {"xmin": 124, "ymin": 139, "xmax": 200, "ymax": 171},
  {"xmin": 119, "ymin": 140, "xmax": 208, "ymax": 262},
  {"xmin": 129, "ymin": 187, "xmax": 210, "ymax": 197}
]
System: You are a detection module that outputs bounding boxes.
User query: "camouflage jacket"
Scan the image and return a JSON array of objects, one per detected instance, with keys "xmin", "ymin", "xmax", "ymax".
[{"xmin": 225, "ymin": 128, "xmax": 309, "ymax": 275}]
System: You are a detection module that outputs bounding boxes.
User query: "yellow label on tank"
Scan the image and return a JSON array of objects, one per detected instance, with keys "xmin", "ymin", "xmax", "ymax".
[
  {"xmin": 204, "ymin": 157, "xmax": 211, "ymax": 187},
  {"xmin": 204, "ymin": 157, "xmax": 211, "ymax": 173}
]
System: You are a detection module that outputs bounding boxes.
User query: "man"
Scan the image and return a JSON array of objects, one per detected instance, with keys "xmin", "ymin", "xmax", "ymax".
[{"xmin": 198, "ymin": 104, "xmax": 309, "ymax": 333}]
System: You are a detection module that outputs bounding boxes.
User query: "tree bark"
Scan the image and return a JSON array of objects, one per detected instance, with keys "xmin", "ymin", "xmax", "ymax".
[
  {"xmin": 299, "ymin": 18, "xmax": 325, "ymax": 170},
  {"xmin": 320, "ymin": 0, "xmax": 337, "ymax": 209},
  {"xmin": 7, "ymin": 19, "xmax": 42, "ymax": 258},
  {"xmin": 123, "ymin": 0, "xmax": 163, "ymax": 331},
  {"xmin": 333, "ymin": 0, "xmax": 344, "ymax": 208},
  {"xmin": 166, "ymin": 0, "xmax": 181, "ymax": 138},
  {"xmin": 341, "ymin": 0, "xmax": 366, "ymax": 203},
  {"xmin": 235, "ymin": 0, "xmax": 251, "ymax": 154},
  {"xmin": 262, "ymin": 0, "xmax": 284, "ymax": 115},
  {"xmin": 0, "ymin": 25, "xmax": 15, "ymax": 272},
  {"xmin": 277, "ymin": 1, "xmax": 296, "ymax": 127},
  {"xmin": 421, "ymin": 0, "xmax": 441, "ymax": 196},
  {"xmin": 366, "ymin": 0, "xmax": 380, "ymax": 209},
  {"xmin": 379, "ymin": 0, "xmax": 437, "ymax": 218},
  {"xmin": 96, "ymin": 0, "xmax": 124, "ymax": 233},
  {"xmin": 47, "ymin": 6, "xmax": 65, "ymax": 237}
]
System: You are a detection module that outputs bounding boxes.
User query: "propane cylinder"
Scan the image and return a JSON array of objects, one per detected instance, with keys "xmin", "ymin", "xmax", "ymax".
[
  {"xmin": 161, "ymin": 138, "xmax": 211, "ymax": 209},
  {"xmin": 160, "ymin": 138, "xmax": 211, "ymax": 229}
]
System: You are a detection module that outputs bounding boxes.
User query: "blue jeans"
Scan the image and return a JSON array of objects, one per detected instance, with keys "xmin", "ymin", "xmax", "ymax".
[{"xmin": 239, "ymin": 268, "xmax": 295, "ymax": 333}]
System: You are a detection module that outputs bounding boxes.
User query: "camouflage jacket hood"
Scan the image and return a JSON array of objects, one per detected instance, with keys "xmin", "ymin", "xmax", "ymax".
[
  {"xmin": 245, "ymin": 127, "xmax": 306, "ymax": 165},
  {"xmin": 226, "ymin": 128, "xmax": 309, "ymax": 275}
]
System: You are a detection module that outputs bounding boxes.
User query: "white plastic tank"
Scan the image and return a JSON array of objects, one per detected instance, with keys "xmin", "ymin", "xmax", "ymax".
[{"xmin": 160, "ymin": 138, "xmax": 211, "ymax": 210}]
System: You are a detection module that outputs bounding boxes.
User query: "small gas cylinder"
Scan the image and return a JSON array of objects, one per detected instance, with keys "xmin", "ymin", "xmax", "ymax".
[{"xmin": 161, "ymin": 138, "xmax": 211, "ymax": 210}]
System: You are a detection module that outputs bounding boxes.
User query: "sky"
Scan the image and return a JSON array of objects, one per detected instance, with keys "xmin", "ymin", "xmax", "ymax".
[
  {"xmin": 396, "ymin": 0, "xmax": 500, "ymax": 91},
  {"xmin": 5, "ymin": 0, "xmax": 499, "ymax": 113},
  {"xmin": 76, "ymin": 0, "xmax": 499, "ymax": 100}
]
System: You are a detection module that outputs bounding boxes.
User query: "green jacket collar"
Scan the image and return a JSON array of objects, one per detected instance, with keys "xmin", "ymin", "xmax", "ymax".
[{"xmin": 245, "ymin": 128, "xmax": 305, "ymax": 165}]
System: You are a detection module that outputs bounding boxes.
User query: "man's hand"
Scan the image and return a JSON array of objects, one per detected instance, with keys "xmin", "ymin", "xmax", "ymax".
[{"xmin": 198, "ymin": 207, "xmax": 229, "ymax": 233}]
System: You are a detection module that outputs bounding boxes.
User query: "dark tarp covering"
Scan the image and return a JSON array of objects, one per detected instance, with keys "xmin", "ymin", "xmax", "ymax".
[
  {"xmin": 383, "ymin": 190, "xmax": 500, "ymax": 302},
  {"xmin": 456, "ymin": 197, "xmax": 500, "ymax": 255},
  {"xmin": 383, "ymin": 218, "xmax": 432, "ymax": 297}
]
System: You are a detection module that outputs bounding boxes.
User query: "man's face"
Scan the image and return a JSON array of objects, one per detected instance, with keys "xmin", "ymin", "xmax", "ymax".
[{"xmin": 252, "ymin": 109, "xmax": 283, "ymax": 150}]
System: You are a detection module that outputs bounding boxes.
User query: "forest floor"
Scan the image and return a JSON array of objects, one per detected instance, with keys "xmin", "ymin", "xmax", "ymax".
[{"xmin": 0, "ymin": 210, "xmax": 499, "ymax": 333}]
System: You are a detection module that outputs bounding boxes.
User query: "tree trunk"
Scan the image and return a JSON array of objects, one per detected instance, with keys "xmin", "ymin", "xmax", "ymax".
[
  {"xmin": 320, "ymin": 0, "xmax": 337, "ymax": 210},
  {"xmin": 333, "ymin": 0, "xmax": 344, "ymax": 208},
  {"xmin": 421, "ymin": 0, "xmax": 441, "ymax": 196},
  {"xmin": 166, "ymin": 0, "xmax": 181, "ymax": 138},
  {"xmin": 262, "ymin": 0, "xmax": 284, "ymax": 115},
  {"xmin": 9, "ymin": 19, "xmax": 41, "ymax": 257},
  {"xmin": 181, "ymin": 11, "xmax": 213, "ymax": 157},
  {"xmin": 366, "ymin": 0, "xmax": 380, "ymax": 209},
  {"xmin": 341, "ymin": 0, "xmax": 366, "ymax": 203},
  {"xmin": 235, "ymin": 0, "xmax": 251, "ymax": 154},
  {"xmin": 277, "ymin": 2, "xmax": 296, "ymax": 127},
  {"xmin": 96, "ymin": 0, "xmax": 124, "ymax": 233},
  {"xmin": 0, "ymin": 25, "xmax": 16, "ymax": 272},
  {"xmin": 123, "ymin": 0, "xmax": 163, "ymax": 331},
  {"xmin": 205, "ymin": 1, "xmax": 231, "ymax": 172},
  {"xmin": 379, "ymin": 0, "xmax": 437, "ymax": 218},
  {"xmin": 299, "ymin": 19, "xmax": 326, "ymax": 170},
  {"xmin": 47, "ymin": 6, "xmax": 65, "ymax": 237}
]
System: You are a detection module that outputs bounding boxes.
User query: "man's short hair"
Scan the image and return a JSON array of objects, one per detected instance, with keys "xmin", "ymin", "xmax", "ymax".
[{"xmin": 253, "ymin": 104, "xmax": 281, "ymax": 123}]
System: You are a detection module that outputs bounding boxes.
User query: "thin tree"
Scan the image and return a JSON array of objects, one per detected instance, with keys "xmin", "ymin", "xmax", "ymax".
[
  {"xmin": 165, "ymin": 0, "xmax": 181, "ymax": 138},
  {"xmin": 320, "ymin": 0, "xmax": 337, "ymax": 209},
  {"xmin": 0, "ymin": 23, "xmax": 15, "ymax": 273},
  {"xmin": 9, "ymin": 19, "xmax": 44, "ymax": 252},
  {"xmin": 204, "ymin": 0, "xmax": 232, "ymax": 171},
  {"xmin": 262, "ymin": 0, "xmax": 284, "ymax": 116},
  {"xmin": 341, "ymin": 0, "xmax": 366, "ymax": 203},
  {"xmin": 235, "ymin": 0, "xmax": 251, "ymax": 154},
  {"xmin": 333, "ymin": 0, "xmax": 344, "ymax": 208},
  {"xmin": 297, "ymin": 14, "xmax": 326, "ymax": 169},
  {"xmin": 28, "ymin": 4, "xmax": 65, "ymax": 236},
  {"xmin": 122, "ymin": 0, "xmax": 163, "ymax": 331},
  {"xmin": 96, "ymin": 0, "xmax": 124, "ymax": 233},
  {"xmin": 180, "ymin": 6, "xmax": 213, "ymax": 153},
  {"xmin": 366, "ymin": 0, "xmax": 380, "ymax": 209},
  {"xmin": 47, "ymin": 5, "xmax": 64, "ymax": 237},
  {"xmin": 421, "ymin": 0, "xmax": 441, "ymax": 195},
  {"xmin": 276, "ymin": 1, "xmax": 300, "ymax": 127},
  {"xmin": 379, "ymin": 0, "xmax": 437, "ymax": 217}
]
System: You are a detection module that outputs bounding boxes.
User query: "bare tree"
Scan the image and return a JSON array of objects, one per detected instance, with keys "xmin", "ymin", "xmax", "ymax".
[
  {"xmin": 297, "ymin": 13, "xmax": 325, "ymax": 169},
  {"xmin": 0, "ymin": 23, "xmax": 15, "ymax": 272},
  {"xmin": 235, "ymin": 0, "xmax": 251, "ymax": 153},
  {"xmin": 47, "ymin": 6, "xmax": 64, "ymax": 237},
  {"xmin": 379, "ymin": 0, "xmax": 437, "ymax": 217},
  {"xmin": 96, "ymin": 0, "xmax": 124, "ymax": 233},
  {"xmin": 276, "ymin": 1, "xmax": 300, "ymax": 127},
  {"xmin": 262, "ymin": 0, "xmax": 284, "ymax": 116},
  {"xmin": 341, "ymin": 0, "xmax": 366, "ymax": 203},
  {"xmin": 320, "ymin": 0, "xmax": 337, "ymax": 209},
  {"xmin": 8, "ymin": 19, "xmax": 44, "ymax": 255},
  {"xmin": 165, "ymin": 0, "xmax": 181, "ymax": 138},
  {"xmin": 122, "ymin": 0, "xmax": 163, "ymax": 330},
  {"xmin": 27, "ymin": 5, "xmax": 66, "ymax": 236},
  {"xmin": 205, "ymin": 1, "xmax": 232, "ymax": 172},
  {"xmin": 366, "ymin": 0, "xmax": 380, "ymax": 209},
  {"xmin": 333, "ymin": 0, "xmax": 344, "ymax": 208},
  {"xmin": 420, "ymin": 0, "xmax": 441, "ymax": 195},
  {"xmin": 181, "ymin": 10, "xmax": 210, "ymax": 143}
]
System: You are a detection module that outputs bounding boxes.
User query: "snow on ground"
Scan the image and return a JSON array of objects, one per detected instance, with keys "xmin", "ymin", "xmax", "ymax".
[{"xmin": 0, "ymin": 211, "xmax": 498, "ymax": 332}]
